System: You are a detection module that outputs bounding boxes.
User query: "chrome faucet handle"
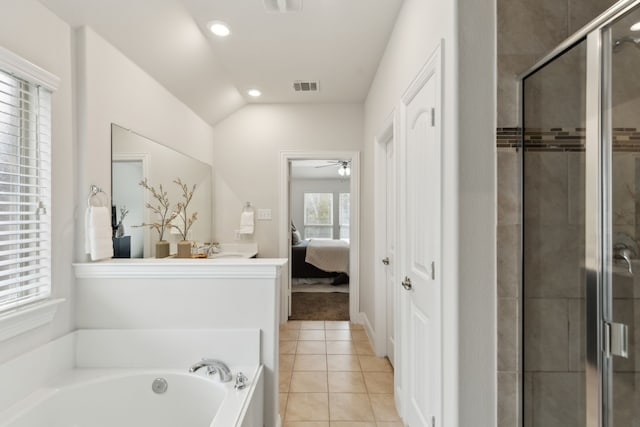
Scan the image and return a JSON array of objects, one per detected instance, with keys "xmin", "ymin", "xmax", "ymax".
[
  {"xmin": 614, "ymin": 244, "xmax": 634, "ymax": 274},
  {"xmin": 235, "ymin": 372, "xmax": 248, "ymax": 390}
]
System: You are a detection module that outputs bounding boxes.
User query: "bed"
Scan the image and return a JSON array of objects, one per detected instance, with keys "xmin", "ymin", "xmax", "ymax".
[{"xmin": 291, "ymin": 239, "xmax": 350, "ymax": 284}]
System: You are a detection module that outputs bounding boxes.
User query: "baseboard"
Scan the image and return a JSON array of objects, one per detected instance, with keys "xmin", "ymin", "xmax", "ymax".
[{"xmin": 359, "ymin": 312, "xmax": 380, "ymax": 356}]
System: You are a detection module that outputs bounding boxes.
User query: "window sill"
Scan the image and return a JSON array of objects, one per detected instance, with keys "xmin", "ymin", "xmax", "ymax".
[{"xmin": 0, "ymin": 299, "xmax": 65, "ymax": 343}]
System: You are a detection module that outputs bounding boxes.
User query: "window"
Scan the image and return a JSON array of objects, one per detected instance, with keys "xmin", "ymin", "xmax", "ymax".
[
  {"xmin": 304, "ymin": 193, "xmax": 333, "ymax": 239},
  {"xmin": 0, "ymin": 65, "xmax": 52, "ymax": 314},
  {"xmin": 339, "ymin": 192, "xmax": 350, "ymax": 241}
]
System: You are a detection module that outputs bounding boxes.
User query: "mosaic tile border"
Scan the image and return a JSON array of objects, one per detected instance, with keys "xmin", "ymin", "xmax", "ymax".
[{"xmin": 497, "ymin": 127, "xmax": 640, "ymax": 152}]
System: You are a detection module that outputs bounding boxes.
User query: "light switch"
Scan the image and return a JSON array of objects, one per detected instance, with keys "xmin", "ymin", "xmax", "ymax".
[{"xmin": 257, "ymin": 208, "xmax": 272, "ymax": 220}]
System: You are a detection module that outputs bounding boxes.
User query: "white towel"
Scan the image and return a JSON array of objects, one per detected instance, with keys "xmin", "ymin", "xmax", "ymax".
[
  {"xmin": 239, "ymin": 211, "xmax": 254, "ymax": 235},
  {"xmin": 85, "ymin": 206, "xmax": 114, "ymax": 261}
]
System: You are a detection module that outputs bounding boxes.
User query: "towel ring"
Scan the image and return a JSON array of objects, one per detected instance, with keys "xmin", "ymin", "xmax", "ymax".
[
  {"xmin": 243, "ymin": 201, "xmax": 254, "ymax": 212},
  {"xmin": 87, "ymin": 185, "xmax": 110, "ymax": 207}
]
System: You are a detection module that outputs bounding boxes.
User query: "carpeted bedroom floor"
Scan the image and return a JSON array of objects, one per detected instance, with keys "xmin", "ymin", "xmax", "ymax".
[{"xmin": 289, "ymin": 292, "xmax": 349, "ymax": 321}]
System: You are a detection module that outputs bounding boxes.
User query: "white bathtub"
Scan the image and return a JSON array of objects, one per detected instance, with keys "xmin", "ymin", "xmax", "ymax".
[{"xmin": 0, "ymin": 367, "xmax": 263, "ymax": 427}]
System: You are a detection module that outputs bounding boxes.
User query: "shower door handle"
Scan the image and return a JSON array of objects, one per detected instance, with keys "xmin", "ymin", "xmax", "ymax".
[{"xmin": 605, "ymin": 322, "xmax": 629, "ymax": 358}]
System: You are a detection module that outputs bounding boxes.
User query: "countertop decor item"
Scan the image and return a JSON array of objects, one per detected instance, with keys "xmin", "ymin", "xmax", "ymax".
[
  {"xmin": 137, "ymin": 178, "xmax": 178, "ymax": 258},
  {"xmin": 172, "ymin": 178, "xmax": 198, "ymax": 258},
  {"xmin": 115, "ymin": 206, "xmax": 128, "ymax": 238}
]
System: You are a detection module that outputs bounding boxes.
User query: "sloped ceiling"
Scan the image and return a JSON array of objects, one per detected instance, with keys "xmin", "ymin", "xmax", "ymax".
[{"xmin": 38, "ymin": 0, "xmax": 403, "ymax": 125}]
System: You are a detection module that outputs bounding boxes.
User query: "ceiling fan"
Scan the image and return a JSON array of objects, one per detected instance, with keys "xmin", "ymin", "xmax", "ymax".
[{"xmin": 315, "ymin": 160, "xmax": 351, "ymax": 176}]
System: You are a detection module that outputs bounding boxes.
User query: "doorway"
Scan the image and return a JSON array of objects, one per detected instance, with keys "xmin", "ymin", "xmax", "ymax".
[{"xmin": 279, "ymin": 152, "xmax": 360, "ymax": 323}]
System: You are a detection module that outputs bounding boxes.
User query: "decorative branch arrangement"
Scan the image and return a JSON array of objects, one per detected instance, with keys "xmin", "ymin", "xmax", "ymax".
[
  {"xmin": 138, "ymin": 178, "xmax": 178, "ymax": 241},
  {"xmin": 171, "ymin": 178, "xmax": 198, "ymax": 241}
]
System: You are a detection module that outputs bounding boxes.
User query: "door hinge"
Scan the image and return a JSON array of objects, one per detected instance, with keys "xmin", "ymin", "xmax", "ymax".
[
  {"xmin": 432, "ymin": 415, "xmax": 436, "ymax": 427},
  {"xmin": 431, "ymin": 261, "xmax": 435, "ymax": 280},
  {"xmin": 604, "ymin": 321, "xmax": 629, "ymax": 358},
  {"xmin": 430, "ymin": 108, "xmax": 435, "ymax": 127}
]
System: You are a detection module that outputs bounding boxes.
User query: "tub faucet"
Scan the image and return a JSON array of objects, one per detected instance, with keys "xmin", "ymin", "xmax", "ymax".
[{"xmin": 189, "ymin": 359, "xmax": 232, "ymax": 382}]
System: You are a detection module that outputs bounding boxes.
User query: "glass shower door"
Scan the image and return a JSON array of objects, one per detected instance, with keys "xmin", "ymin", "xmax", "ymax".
[
  {"xmin": 522, "ymin": 39, "xmax": 588, "ymax": 427},
  {"xmin": 602, "ymin": 7, "xmax": 640, "ymax": 426}
]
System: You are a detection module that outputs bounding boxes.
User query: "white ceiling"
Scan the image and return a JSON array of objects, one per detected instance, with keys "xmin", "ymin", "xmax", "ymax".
[{"xmin": 38, "ymin": 0, "xmax": 403, "ymax": 126}]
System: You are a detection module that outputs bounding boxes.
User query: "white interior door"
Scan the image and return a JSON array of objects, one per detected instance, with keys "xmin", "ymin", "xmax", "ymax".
[
  {"xmin": 400, "ymin": 48, "xmax": 442, "ymax": 427},
  {"xmin": 385, "ymin": 139, "xmax": 396, "ymax": 366}
]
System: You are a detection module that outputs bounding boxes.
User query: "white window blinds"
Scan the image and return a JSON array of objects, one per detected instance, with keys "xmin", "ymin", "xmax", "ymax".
[{"xmin": 0, "ymin": 68, "xmax": 52, "ymax": 313}]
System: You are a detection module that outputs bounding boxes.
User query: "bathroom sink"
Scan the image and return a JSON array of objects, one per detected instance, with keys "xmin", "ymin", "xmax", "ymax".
[
  {"xmin": 205, "ymin": 242, "xmax": 258, "ymax": 259},
  {"xmin": 208, "ymin": 252, "xmax": 245, "ymax": 259}
]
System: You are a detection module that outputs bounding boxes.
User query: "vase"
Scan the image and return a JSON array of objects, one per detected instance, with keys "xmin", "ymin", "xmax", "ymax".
[
  {"xmin": 155, "ymin": 240, "xmax": 170, "ymax": 258},
  {"xmin": 177, "ymin": 240, "xmax": 192, "ymax": 258}
]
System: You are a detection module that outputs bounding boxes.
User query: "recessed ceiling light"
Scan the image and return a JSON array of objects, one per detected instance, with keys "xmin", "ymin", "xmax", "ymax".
[
  {"xmin": 248, "ymin": 89, "xmax": 262, "ymax": 97},
  {"xmin": 631, "ymin": 21, "xmax": 640, "ymax": 31},
  {"xmin": 207, "ymin": 21, "xmax": 231, "ymax": 37}
]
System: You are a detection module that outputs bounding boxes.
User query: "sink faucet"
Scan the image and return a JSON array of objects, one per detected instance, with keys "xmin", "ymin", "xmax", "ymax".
[
  {"xmin": 188, "ymin": 358, "xmax": 232, "ymax": 382},
  {"xmin": 206, "ymin": 242, "xmax": 220, "ymax": 256}
]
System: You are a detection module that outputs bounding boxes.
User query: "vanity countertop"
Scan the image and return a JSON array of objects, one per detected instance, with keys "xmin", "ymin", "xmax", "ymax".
[{"xmin": 73, "ymin": 258, "xmax": 288, "ymax": 279}]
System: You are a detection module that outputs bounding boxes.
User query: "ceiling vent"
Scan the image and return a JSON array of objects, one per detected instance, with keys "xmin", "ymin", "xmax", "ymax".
[
  {"xmin": 293, "ymin": 80, "xmax": 319, "ymax": 92},
  {"xmin": 263, "ymin": 0, "xmax": 303, "ymax": 13}
]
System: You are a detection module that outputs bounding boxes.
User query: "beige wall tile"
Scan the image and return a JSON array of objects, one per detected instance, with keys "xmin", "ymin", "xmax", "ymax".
[
  {"xmin": 498, "ymin": 372, "xmax": 518, "ymax": 427},
  {"xmin": 524, "ymin": 298, "xmax": 569, "ymax": 371},
  {"xmin": 498, "ymin": 151, "xmax": 521, "ymax": 225},
  {"xmin": 329, "ymin": 393, "xmax": 374, "ymax": 421},
  {"xmin": 497, "ymin": 225, "xmax": 520, "ymax": 298},
  {"xmin": 532, "ymin": 373, "xmax": 585, "ymax": 426},
  {"xmin": 498, "ymin": 298, "xmax": 519, "ymax": 372},
  {"xmin": 286, "ymin": 393, "xmax": 330, "ymax": 421}
]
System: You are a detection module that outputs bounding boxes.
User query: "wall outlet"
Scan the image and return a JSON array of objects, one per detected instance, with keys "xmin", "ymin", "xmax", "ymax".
[{"xmin": 257, "ymin": 208, "xmax": 272, "ymax": 221}]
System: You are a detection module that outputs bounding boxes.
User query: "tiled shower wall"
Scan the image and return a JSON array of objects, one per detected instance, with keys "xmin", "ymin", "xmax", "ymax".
[{"xmin": 497, "ymin": 0, "xmax": 617, "ymax": 426}]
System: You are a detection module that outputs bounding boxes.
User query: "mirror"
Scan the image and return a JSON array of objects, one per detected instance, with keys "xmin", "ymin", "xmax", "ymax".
[{"xmin": 111, "ymin": 124, "xmax": 213, "ymax": 258}]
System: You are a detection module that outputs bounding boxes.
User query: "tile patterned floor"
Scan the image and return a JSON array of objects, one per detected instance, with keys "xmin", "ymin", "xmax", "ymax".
[{"xmin": 279, "ymin": 320, "xmax": 403, "ymax": 427}]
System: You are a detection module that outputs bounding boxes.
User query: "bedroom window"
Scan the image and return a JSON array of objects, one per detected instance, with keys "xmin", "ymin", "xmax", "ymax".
[
  {"xmin": 303, "ymin": 192, "xmax": 333, "ymax": 239},
  {"xmin": 0, "ymin": 66, "xmax": 52, "ymax": 314},
  {"xmin": 339, "ymin": 193, "xmax": 350, "ymax": 241}
]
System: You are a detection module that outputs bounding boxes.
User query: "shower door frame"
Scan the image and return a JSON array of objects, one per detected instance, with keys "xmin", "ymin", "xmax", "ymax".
[{"xmin": 519, "ymin": 1, "xmax": 640, "ymax": 426}]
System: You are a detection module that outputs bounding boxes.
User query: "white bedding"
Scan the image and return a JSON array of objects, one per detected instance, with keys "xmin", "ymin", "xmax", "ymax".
[{"xmin": 305, "ymin": 239, "xmax": 350, "ymax": 274}]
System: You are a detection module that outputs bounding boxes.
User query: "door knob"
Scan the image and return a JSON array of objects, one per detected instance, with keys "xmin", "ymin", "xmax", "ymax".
[
  {"xmin": 401, "ymin": 276, "xmax": 412, "ymax": 290},
  {"xmin": 382, "ymin": 257, "xmax": 390, "ymax": 265}
]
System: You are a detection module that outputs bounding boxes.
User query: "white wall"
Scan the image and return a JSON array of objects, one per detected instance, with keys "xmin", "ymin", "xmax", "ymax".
[
  {"xmin": 210, "ymin": 104, "xmax": 363, "ymax": 257},
  {"xmin": 74, "ymin": 27, "xmax": 215, "ymax": 261},
  {"xmin": 290, "ymin": 178, "xmax": 350, "ymax": 240},
  {"xmin": 0, "ymin": 0, "xmax": 75, "ymax": 363},
  {"xmin": 363, "ymin": 0, "xmax": 496, "ymax": 424}
]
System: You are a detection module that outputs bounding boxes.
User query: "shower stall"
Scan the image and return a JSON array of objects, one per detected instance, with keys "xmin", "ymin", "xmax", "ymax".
[{"xmin": 521, "ymin": 1, "xmax": 640, "ymax": 426}]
